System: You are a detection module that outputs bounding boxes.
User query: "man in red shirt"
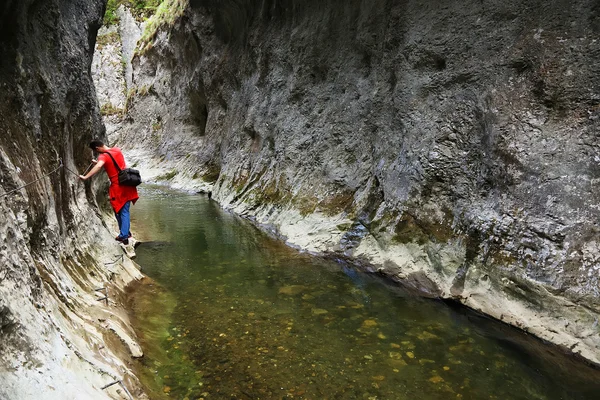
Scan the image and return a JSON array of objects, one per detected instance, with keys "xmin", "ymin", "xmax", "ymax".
[{"xmin": 79, "ymin": 139, "xmax": 139, "ymax": 245}]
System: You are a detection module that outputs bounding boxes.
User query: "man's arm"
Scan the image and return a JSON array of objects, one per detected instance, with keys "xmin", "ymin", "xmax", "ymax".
[{"xmin": 79, "ymin": 159, "xmax": 105, "ymax": 180}]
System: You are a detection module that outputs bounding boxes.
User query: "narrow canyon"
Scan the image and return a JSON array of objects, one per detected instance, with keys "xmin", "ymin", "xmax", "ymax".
[{"xmin": 1, "ymin": 0, "xmax": 599, "ymax": 398}]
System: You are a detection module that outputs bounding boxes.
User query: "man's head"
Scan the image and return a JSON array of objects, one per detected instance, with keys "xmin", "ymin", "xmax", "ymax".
[{"xmin": 89, "ymin": 139, "xmax": 105, "ymax": 152}]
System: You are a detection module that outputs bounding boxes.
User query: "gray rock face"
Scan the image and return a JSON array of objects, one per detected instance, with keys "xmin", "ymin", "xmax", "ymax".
[
  {"xmin": 117, "ymin": 5, "xmax": 144, "ymax": 90},
  {"xmin": 1, "ymin": 0, "xmax": 145, "ymax": 398},
  {"xmin": 93, "ymin": 25, "xmax": 127, "ymax": 111},
  {"xmin": 111, "ymin": 0, "xmax": 600, "ymax": 363}
]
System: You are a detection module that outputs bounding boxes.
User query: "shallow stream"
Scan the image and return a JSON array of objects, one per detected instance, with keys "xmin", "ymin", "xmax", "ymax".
[{"xmin": 128, "ymin": 186, "xmax": 600, "ymax": 399}]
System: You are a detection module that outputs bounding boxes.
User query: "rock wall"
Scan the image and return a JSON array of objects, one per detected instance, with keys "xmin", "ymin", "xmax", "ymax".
[
  {"xmin": 0, "ymin": 0, "xmax": 146, "ymax": 398},
  {"xmin": 107, "ymin": 0, "xmax": 600, "ymax": 364}
]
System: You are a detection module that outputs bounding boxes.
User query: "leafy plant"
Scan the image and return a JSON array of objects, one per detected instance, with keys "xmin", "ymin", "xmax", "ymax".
[
  {"xmin": 103, "ymin": 0, "xmax": 165, "ymax": 26},
  {"xmin": 103, "ymin": 0, "xmax": 122, "ymax": 26},
  {"xmin": 156, "ymin": 169, "xmax": 178, "ymax": 181},
  {"xmin": 137, "ymin": 0, "xmax": 188, "ymax": 54},
  {"xmin": 100, "ymin": 102, "xmax": 124, "ymax": 117}
]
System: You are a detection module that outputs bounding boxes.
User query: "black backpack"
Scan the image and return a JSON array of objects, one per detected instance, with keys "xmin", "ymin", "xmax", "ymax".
[{"xmin": 105, "ymin": 151, "xmax": 142, "ymax": 187}]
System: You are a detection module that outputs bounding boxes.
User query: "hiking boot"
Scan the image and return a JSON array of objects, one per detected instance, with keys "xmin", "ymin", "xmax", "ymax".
[{"xmin": 115, "ymin": 236, "xmax": 129, "ymax": 245}]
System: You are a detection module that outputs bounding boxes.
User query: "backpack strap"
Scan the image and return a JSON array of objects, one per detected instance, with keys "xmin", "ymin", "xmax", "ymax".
[{"xmin": 103, "ymin": 150, "xmax": 122, "ymax": 172}]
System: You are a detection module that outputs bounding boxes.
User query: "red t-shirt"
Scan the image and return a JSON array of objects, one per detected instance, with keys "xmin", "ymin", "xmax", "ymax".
[{"xmin": 98, "ymin": 148, "xmax": 139, "ymax": 213}]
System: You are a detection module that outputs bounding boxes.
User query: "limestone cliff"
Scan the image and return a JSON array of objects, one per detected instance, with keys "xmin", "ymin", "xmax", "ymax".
[
  {"xmin": 104, "ymin": 0, "xmax": 600, "ymax": 364},
  {"xmin": 0, "ymin": 1, "xmax": 145, "ymax": 398}
]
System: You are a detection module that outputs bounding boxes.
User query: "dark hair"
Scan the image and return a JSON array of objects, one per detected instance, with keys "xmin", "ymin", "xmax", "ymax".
[{"xmin": 89, "ymin": 139, "xmax": 104, "ymax": 150}]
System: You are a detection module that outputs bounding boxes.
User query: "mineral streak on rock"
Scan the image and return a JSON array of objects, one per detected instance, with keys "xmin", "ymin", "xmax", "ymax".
[{"xmin": 102, "ymin": 1, "xmax": 600, "ymax": 364}]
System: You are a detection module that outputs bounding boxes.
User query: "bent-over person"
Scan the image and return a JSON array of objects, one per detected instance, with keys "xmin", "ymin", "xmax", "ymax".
[{"xmin": 79, "ymin": 139, "xmax": 139, "ymax": 245}]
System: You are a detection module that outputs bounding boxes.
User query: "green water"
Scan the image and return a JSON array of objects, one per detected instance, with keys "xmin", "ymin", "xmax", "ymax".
[{"xmin": 128, "ymin": 186, "xmax": 600, "ymax": 400}]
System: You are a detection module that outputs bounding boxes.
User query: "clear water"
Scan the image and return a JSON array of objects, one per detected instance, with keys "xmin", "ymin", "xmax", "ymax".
[{"xmin": 128, "ymin": 186, "xmax": 600, "ymax": 400}]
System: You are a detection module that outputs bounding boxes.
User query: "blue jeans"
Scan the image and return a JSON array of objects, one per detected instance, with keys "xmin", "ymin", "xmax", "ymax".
[{"xmin": 115, "ymin": 201, "xmax": 131, "ymax": 239}]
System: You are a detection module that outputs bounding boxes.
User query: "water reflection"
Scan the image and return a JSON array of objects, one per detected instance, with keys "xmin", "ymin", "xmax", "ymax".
[{"xmin": 128, "ymin": 186, "xmax": 600, "ymax": 400}]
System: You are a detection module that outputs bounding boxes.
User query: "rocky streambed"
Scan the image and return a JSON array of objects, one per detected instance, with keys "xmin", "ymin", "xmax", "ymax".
[{"xmin": 126, "ymin": 186, "xmax": 600, "ymax": 399}]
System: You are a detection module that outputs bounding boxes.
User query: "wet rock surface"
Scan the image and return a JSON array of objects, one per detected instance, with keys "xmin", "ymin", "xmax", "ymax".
[
  {"xmin": 1, "ymin": 0, "xmax": 146, "ymax": 398},
  {"xmin": 102, "ymin": 1, "xmax": 600, "ymax": 364}
]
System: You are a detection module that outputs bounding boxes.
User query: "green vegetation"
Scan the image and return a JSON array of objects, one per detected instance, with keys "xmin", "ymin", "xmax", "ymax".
[
  {"xmin": 138, "ymin": 84, "xmax": 153, "ymax": 96},
  {"xmin": 137, "ymin": 0, "xmax": 188, "ymax": 54},
  {"xmin": 252, "ymin": 179, "xmax": 292, "ymax": 206},
  {"xmin": 103, "ymin": 0, "xmax": 164, "ymax": 26},
  {"xmin": 290, "ymin": 189, "xmax": 355, "ymax": 217},
  {"xmin": 124, "ymin": 87, "xmax": 136, "ymax": 112},
  {"xmin": 156, "ymin": 169, "xmax": 178, "ymax": 181},
  {"xmin": 201, "ymin": 164, "xmax": 221, "ymax": 183},
  {"xmin": 318, "ymin": 189, "xmax": 355, "ymax": 216},
  {"xmin": 103, "ymin": 0, "xmax": 121, "ymax": 26},
  {"xmin": 102, "ymin": 0, "xmax": 189, "ymax": 83},
  {"xmin": 295, "ymin": 193, "xmax": 320, "ymax": 216},
  {"xmin": 336, "ymin": 223, "xmax": 353, "ymax": 231},
  {"xmin": 131, "ymin": 0, "xmax": 163, "ymax": 18},
  {"xmin": 96, "ymin": 31, "xmax": 120, "ymax": 49},
  {"xmin": 392, "ymin": 212, "xmax": 455, "ymax": 245},
  {"xmin": 100, "ymin": 102, "xmax": 124, "ymax": 117}
]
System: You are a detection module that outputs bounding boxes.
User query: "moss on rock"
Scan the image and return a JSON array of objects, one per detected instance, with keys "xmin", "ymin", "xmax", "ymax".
[
  {"xmin": 393, "ymin": 213, "xmax": 455, "ymax": 245},
  {"xmin": 103, "ymin": 0, "xmax": 164, "ymax": 26},
  {"xmin": 136, "ymin": 0, "xmax": 188, "ymax": 55}
]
